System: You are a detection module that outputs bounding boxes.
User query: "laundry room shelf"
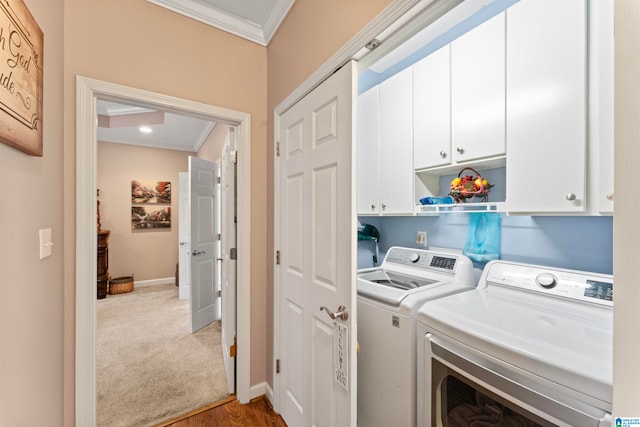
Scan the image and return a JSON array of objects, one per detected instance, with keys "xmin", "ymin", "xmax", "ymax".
[{"xmin": 416, "ymin": 201, "xmax": 505, "ymax": 215}]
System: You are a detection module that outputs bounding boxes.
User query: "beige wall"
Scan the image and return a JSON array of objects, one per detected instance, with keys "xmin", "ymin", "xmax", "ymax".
[
  {"xmin": 613, "ymin": 0, "xmax": 640, "ymax": 413},
  {"xmin": 265, "ymin": 0, "xmax": 394, "ymax": 389},
  {"xmin": 97, "ymin": 141, "xmax": 190, "ymax": 281},
  {"xmin": 64, "ymin": 1, "xmax": 267, "ymax": 424},
  {"xmin": 0, "ymin": 0, "xmax": 64, "ymax": 426}
]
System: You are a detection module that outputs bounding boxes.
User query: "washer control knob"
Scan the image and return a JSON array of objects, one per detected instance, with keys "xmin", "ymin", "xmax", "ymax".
[
  {"xmin": 536, "ymin": 273, "xmax": 557, "ymax": 289},
  {"xmin": 409, "ymin": 253, "xmax": 420, "ymax": 263}
]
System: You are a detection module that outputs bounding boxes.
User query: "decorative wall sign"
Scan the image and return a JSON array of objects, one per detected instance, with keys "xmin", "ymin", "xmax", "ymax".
[
  {"xmin": 131, "ymin": 180, "xmax": 171, "ymax": 204},
  {"xmin": 131, "ymin": 206, "xmax": 171, "ymax": 230},
  {"xmin": 0, "ymin": 0, "xmax": 43, "ymax": 156}
]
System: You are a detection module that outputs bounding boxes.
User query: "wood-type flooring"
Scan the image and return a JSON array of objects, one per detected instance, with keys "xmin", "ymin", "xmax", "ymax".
[{"xmin": 158, "ymin": 396, "xmax": 287, "ymax": 427}]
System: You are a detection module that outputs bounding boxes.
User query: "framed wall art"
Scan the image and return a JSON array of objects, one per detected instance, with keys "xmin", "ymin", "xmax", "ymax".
[
  {"xmin": 131, "ymin": 180, "xmax": 171, "ymax": 204},
  {"xmin": 131, "ymin": 206, "xmax": 171, "ymax": 230},
  {"xmin": 0, "ymin": 0, "xmax": 44, "ymax": 156}
]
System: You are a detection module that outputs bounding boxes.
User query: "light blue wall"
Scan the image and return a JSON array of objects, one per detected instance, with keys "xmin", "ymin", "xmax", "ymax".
[{"xmin": 358, "ymin": 214, "xmax": 613, "ymax": 275}]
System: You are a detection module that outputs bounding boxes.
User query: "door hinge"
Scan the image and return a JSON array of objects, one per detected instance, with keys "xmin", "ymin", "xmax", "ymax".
[
  {"xmin": 218, "ymin": 290, "xmax": 221, "ymax": 298},
  {"xmin": 276, "ymin": 250, "xmax": 280, "ymax": 265},
  {"xmin": 217, "ymin": 233, "xmax": 221, "ymax": 241},
  {"xmin": 230, "ymin": 247, "xmax": 237, "ymax": 260},
  {"xmin": 276, "ymin": 359, "xmax": 280, "ymax": 374},
  {"xmin": 230, "ymin": 343, "xmax": 236, "ymax": 358},
  {"xmin": 276, "ymin": 142, "xmax": 280, "ymax": 157},
  {"xmin": 230, "ymin": 150, "xmax": 238, "ymax": 164},
  {"xmin": 217, "ymin": 176, "xmax": 221, "ymax": 184}
]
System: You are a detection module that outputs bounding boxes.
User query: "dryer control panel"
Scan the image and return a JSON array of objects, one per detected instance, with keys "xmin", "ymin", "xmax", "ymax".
[{"xmin": 482, "ymin": 261, "xmax": 613, "ymax": 306}]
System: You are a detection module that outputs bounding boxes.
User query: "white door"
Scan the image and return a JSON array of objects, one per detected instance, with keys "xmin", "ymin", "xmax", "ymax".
[
  {"xmin": 277, "ymin": 60, "xmax": 357, "ymax": 426},
  {"xmin": 189, "ymin": 156, "xmax": 221, "ymax": 333},
  {"xmin": 220, "ymin": 128, "xmax": 237, "ymax": 394},
  {"xmin": 178, "ymin": 172, "xmax": 190, "ymax": 300}
]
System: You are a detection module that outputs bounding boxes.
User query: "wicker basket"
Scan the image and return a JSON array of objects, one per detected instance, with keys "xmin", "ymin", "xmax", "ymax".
[
  {"xmin": 109, "ymin": 276, "xmax": 134, "ymax": 295},
  {"xmin": 449, "ymin": 167, "xmax": 493, "ymax": 203}
]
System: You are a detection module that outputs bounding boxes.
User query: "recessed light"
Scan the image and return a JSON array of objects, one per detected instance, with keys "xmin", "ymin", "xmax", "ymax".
[{"xmin": 139, "ymin": 126, "xmax": 152, "ymax": 134}]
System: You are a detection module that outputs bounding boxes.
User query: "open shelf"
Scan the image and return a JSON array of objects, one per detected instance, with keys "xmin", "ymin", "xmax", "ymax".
[{"xmin": 416, "ymin": 201, "xmax": 505, "ymax": 215}]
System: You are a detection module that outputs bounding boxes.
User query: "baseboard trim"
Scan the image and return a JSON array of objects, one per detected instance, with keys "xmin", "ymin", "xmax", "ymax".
[
  {"xmin": 264, "ymin": 382, "xmax": 275, "ymax": 409},
  {"xmin": 250, "ymin": 382, "xmax": 266, "ymax": 400},
  {"xmin": 135, "ymin": 277, "xmax": 175, "ymax": 288}
]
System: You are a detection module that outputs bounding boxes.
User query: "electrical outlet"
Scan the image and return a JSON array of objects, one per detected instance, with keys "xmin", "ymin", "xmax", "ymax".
[{"xmin": 416, "ymin": 231, "xmax": 427, "ymax": 247}]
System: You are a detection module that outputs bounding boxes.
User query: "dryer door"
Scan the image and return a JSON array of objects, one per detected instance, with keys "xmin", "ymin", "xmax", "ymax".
[{"xmin": 421, "ymin": 333, "xmax": 610, "ymax": 427}]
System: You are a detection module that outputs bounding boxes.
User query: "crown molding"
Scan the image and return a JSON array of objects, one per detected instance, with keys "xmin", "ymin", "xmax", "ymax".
[{"xmin": 146, "ymin": 0, "xmax": 295, "ymax": 46}]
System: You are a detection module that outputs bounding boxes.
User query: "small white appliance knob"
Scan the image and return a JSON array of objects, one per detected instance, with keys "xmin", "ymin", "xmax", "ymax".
[{"xmin": 536, "ymin": 273, "xmax": 557, "ymax": 289}]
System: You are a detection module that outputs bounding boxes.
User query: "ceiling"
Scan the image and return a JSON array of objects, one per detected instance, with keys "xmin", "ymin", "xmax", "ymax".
[
  {"xmin": 97, "ymin": 100, "xmax": 216, "ymax": 152},
  {"xmin": 145, "ymin": 0, "xmax": 296, "ymax": 46}
]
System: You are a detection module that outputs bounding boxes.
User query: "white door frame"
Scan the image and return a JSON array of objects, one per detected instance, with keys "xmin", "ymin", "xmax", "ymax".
[{"xmin": 76, "ymin": 76, "xmax": 252, "ymax": 426}]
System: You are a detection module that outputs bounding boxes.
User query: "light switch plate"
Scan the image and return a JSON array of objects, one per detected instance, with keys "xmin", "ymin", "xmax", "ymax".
[{"xmin": 39, "ymin": 228, "xmax": 52, "ymax": 259}]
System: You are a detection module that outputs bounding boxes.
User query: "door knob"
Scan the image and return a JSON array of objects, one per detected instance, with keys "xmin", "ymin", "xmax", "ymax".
[
  {"xmin": 320, "ymin": 305, "xmax": 349, "ymax": 321},
  {"xmin": 192, "ymin": 250, "xmax": 206, "ymax": 256}
]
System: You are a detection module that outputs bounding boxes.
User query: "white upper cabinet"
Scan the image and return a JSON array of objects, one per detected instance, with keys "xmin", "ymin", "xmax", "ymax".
[
  {"xmin": 451, "ymin": 12, "xmax": 506, "ymax": 164},
  {"xmin": 357, "ymin": 67, "xmax": 415, "ymax": 215},
  {"xmin": 357, "ymin": 86, "xmax": 381, "ymax": 214},
  {"xmin": 505, "ymin": 0, "xmax": 587, "ymax": 213},
  {"xmin": 414, "ymin": 45, "xmax": 451, "ymax": 170},
  {"xmin": 589, "ymin": 0, "xmax": 614, "ymax": 214},
  {"xmin": 378, "ymin": 66, "xmax": 415, "ymax": 214}
]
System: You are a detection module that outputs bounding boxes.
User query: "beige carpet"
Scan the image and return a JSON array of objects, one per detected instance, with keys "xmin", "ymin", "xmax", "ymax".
[{"xmin": 97, "ymin": 284, "xmax": 230, "ymax": 427}]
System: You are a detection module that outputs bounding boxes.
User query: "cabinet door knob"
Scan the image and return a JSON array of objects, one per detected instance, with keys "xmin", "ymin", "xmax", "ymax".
[
  {"xmin": 439, "ymin": 150, "xmax": 447, "ymax": 158},
  {"xmin": 566, "ymin": 193, "xmax": 577, "ymax": 201},
  {"xmin": 381, "ymin": 203, "xmax": 386, "ymax": 210},
  {"xmin": 606, "ymin": 193, "xmax": 614, "ymax": 201},
  {"xmin": 456, "ymin": 147, "xmax": 464, "ymax": 154},
  {"xmin": 371, "ymin": 204, "xmax": 376, "ymax": 210}
]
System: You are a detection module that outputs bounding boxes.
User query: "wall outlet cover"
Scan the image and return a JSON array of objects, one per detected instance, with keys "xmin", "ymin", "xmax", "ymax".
[{"xmin": 416, "ymin": 231, "xmax": 427, "ymax": 247}]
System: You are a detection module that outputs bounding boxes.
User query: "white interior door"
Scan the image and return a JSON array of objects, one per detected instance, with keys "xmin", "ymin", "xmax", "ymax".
[
  {"xmin": 178, "ymin": 172, "xmax": 190, "ymax": 300},
  {"xmin": 189, "ymin": 156, "xmax": 221, "ymax": 333},
  {"xmin": 277, "ymin": 60, "xmax": 358, "ymax": 427},
  {"xmin": 221, "ymin": 128, "xmax": 237, "ymax": 394}
]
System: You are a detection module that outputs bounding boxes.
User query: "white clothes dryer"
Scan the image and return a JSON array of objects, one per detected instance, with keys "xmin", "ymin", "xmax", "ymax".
[
  {"xmin": 357, "ymin": 246, "xmax": 475, "ymax": 427},
  {"xmin": 416, "ymin": 260, "xmax": 613, "ymax": 427}
]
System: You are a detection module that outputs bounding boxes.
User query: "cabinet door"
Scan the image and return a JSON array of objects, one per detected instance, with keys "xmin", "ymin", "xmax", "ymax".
[
  {"xmin": 590, "ymin": 0, "xmax": 614, "ymax": 214},
  {"xmin": 357, "ymin": 86, "xmax": 380, "ymax": 214},
  {"xmin": 414, "ymin": 45, "xmax": 451, "ymax": 170},
  {"xmin": 506, "ymin": 0, "xmax": 586, "ymax": 213},
  {"xmin": 451, "ymin": 12, "xmax": 505, "ymax": 164},
  {"xmin": 379, "ymin": 67, "xmax": 414, "ymax": 214}
]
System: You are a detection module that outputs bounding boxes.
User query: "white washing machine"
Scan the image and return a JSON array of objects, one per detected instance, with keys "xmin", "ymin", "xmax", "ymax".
[
  {"xmin": 416, "ymin": 260, "xmax": 613, "ymax": 427},
  {"xmin": 357, "ymin": 246, "xmax": 475, "ymax": 427}
]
